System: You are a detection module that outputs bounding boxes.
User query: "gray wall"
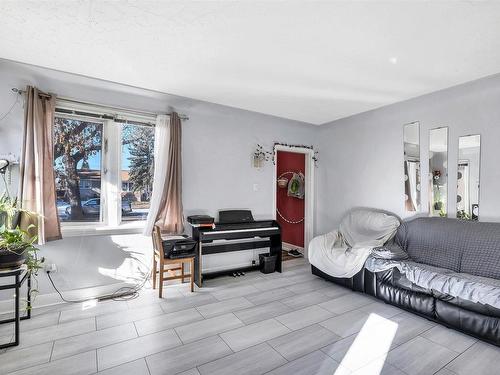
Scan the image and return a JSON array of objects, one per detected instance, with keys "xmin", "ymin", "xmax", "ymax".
[
  {"xmin": 0, "ymin": 60, "xmax": 315, "ymax": 307},
  {"xmin": 3, "ymin": 57, "xmax": 500, "ymax": 307},
  {"xmin": 315, "ymin": 73, "xmax": 500, "ymax": 233}
]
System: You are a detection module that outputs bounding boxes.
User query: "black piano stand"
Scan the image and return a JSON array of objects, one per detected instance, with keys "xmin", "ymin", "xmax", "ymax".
[
  {"xmin": 193, "ymin": 224, "xmax": 282, "ymax": 287},
  {"xmin": 0, "ymin": 267, "xmax": 32, "ymax": 349}
]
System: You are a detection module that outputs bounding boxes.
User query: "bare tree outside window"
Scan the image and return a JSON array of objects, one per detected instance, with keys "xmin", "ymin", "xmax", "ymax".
[
  {"xmin": 54, "ymin": 117, "xmax": 103, "ymax": 222},
  {"xmin": 121, "ymin": 124, "xmax": 155, "ymax": 221},
  {"xmin": 53, "ymin": 117, "xmax": 155, "ymax": 224}
]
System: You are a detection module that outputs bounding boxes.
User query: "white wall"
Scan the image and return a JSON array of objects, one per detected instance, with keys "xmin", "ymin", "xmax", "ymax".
[
  {"xmin": 0, "ymin": 59, "xmax": 315, "ymax": 307},
  {"xmin": 315, "ymin": 73, "xmax": 500, "ymax": 234}
]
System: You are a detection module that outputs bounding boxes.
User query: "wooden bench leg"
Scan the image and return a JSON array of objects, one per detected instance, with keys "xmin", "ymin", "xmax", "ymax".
[
  {"xmin": 181, "ymin": 262, "xmax": 185, "ymax": 283},
  {"xmin": 152, "ymin": 256, "xmax": 157, "ymax": 290},
  {"xmin": 159, "ymin": 260, "xmax": 164, "ymax": 298}
]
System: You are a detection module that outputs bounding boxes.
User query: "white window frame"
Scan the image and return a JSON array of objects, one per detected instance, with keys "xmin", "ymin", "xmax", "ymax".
[{"xmin": 54, "ymin": 104, "xmax": 156, "ymax": 237}]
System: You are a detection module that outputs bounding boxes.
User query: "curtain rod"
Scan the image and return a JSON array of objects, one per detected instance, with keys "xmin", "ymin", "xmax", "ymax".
[{"xmin": 11, "ymin": 88, "xmax": 189, "ymax": 120}]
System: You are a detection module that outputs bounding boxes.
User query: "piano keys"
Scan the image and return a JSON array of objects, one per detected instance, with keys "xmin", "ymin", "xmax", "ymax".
[{"xmin": 190, "ymin": 210, "xmax": 282, "ymax": 287}]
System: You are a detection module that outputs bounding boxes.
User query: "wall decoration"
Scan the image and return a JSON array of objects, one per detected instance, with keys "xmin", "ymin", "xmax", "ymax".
[
  {"xmin": 272, "ymin": 142, "xmax": 318, "ymax": 166},
  {"xmin": 254, "ymin": 142, "xmax": 319, "ymax": 168},
  {"xmin": 253, "ymin": 144, "xmax": 272, "ymax": 168},
  {"xmin": 277, "ymin": 177, "xmax": 289, "ymax": 188}
]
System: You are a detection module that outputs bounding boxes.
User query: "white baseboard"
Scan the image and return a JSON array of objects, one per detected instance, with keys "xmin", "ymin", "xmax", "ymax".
[{"xmin": 0, "ymin": 281, "xmax": 134, "ymax": 315}]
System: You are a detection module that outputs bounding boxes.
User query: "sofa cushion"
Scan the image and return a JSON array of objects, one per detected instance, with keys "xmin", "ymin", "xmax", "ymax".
[
  {"xmin": 458, "ymin": 222, "xmax": 500, "ymax": 279},
  {"xmin": 396, "ymin": 218, "xmax": 500, "ymax": 279},
  {"xmin": 397, "ymin": 218, "xmax": 466, "ymax": 271}
]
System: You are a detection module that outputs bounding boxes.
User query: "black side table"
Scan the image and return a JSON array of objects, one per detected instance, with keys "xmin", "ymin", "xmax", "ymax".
[{"xmin": 0, "ymin": 266, "xmax": 31, "ymax": 348}]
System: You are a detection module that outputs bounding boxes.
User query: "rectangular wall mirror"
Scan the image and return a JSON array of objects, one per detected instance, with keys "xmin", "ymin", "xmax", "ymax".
[
  {"xmin": 403, "ymin": 122, "xmax": 421, "ymax": 212},
  {"xmin": 429, "ymin": 127, "xmax": 448, "ymax": 217},
  {"xmin": 457, "ymin": 134, "xmax": 481, "ymax": 221}
]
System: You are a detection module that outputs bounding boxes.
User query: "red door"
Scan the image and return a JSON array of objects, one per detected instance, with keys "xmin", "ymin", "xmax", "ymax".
[{"xmin": 276, "ymin": 151, "xmax": 305, "ymax": 248}]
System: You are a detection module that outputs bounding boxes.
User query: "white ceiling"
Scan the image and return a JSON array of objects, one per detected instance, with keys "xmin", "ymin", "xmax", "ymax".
[{"xmin": 1, "ymin": 1, "xmax": 500, "ymax": 125}]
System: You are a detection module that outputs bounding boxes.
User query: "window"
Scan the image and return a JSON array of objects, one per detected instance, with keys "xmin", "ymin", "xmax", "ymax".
[
  {"xmin": 53, "ymin": 104, "xmax": 156, "ymax": 228},
  {"xmin": 121, "ymin": 124, "xmax": 154, "ymax": 221},
  {"xmin": 54, "ymin": 117, "xmax": 103, "ymax": 222}
]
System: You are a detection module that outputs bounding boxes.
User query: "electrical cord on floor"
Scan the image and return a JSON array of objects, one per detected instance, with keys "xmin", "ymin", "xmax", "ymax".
[
  {"xmin": 46, "ymin": 269, "xmax": 151, "ymax": 304},
  {"xmin": 108, "ymin": 272, "xmax": 151, "ymax": 301}
]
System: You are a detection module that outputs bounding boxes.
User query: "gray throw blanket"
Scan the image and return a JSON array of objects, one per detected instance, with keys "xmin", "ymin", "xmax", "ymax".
[{"xmin": 366, "ymin": 252, "xmax": 500, "ymax": 310}]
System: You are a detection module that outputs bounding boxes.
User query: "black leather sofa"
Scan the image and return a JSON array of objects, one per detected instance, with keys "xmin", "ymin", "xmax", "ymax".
[{"xmin": 312, "ymin": 217, "xmax": 500, "ymax": 346}]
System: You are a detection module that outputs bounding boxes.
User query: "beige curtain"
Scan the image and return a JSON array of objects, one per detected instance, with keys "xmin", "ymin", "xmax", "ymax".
[
  {"xmin": 19, "ymin": 86, "xmax": 61, "ymax": 244},
  {"xmin": 155, "ymin": 112, "xmax": 184, "ymax": 234}
]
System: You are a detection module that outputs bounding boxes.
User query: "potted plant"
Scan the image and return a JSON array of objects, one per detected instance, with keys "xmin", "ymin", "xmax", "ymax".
[
  {"xmin": 457, "ymin": 210, "xmax": 472, "ymax": 221},
  {"xmin": 0, "ymin": 159, "xmax": 23, "ymax": 229},
  {"xmin": 253, "ymin": 144, "xmax": 271, "ymax": 168},
  {"xmin": 277, "ymin": 177, "xmax": 288, "ymax": 189},
  {"xmin": 0, "ymin": 224, "xmax": 43, "ymax": 308},
  {"xmin": 0, "ymin": 194, "xmax": 41, "ymax": 271},
  {"xmin": 0, "ymin": 225, "xmax": 40, "ymax": 269},
  {"xmin": 0, "ymin": 194, "xmax": 22, "ymax": 229},
  {"xmin": 0, "ymin": 160, "xmax": 43, "ymax": 300}
]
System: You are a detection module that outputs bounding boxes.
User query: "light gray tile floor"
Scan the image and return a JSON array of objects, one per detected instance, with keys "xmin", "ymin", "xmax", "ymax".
[
  {"xmin": 268, "ymin": 350, "xmax": 350, "ymax": 375},
  {"xmin": 233, "ymin": 301, "xmax": 290, "ymax": 324},
  {"xmin": 386, "ymin": 336, "xmax": 458, "ymax": 375},
  {"xmin": 145, "ymin": 335, "xmax": 232, "ymax": 375},
  {"xmin": 195, "ymin": 296, "xmax": 254, "ymax": 319},
  {"xmin": 134, "ymin": 307, "xmax": 204, "ymax": 336},
  {"xmin": 97, "ymin": 359, "xmax": 150, "ymax": 375},
  {"xmin": 51, "ymin": 322, "xmax": 138, "ymax": 360},
  {"xmin": 275, "ymin": 304, "xmax": 334, "ymax": 331},
  {"xmin": 96, "ymin": 328, "xmax": 181, "ymax": 371},
  {"xmin": 219, "ymin": 318, "xmax": 291, "ymax": 351},
  {"xmin": 175, "ymin": 312, "xmax": 244, "ymax": 344},
  {"xmin": 268, "ymin": 323, "xmax": 341, "ymax": 360},
  {"xmin": 319, "ymin": 309, "xmax": 371, "ymax": 338},
  {"xmin": 280, "ymin": 290, "xmax": 332, "ymax": 310},
  {"xmin": 1, "ymin": 259, "xmax": 500, "ymax": 375},
  {"xmin": 197, "ymin": 342, "xmax": 287, "ymax": 375}
]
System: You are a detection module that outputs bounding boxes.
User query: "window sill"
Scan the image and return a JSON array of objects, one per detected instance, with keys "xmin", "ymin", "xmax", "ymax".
[{"xmin": 61, "ymin": 221, "xmax": 147, "ymax": 238}]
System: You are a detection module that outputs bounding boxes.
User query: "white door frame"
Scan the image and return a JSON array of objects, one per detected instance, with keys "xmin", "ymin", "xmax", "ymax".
[{"xmin": 272, "ymin": 145, "xmax": 315, "ymax": 258}]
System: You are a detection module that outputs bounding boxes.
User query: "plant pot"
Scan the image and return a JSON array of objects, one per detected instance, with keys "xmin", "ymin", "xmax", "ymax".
[
  {"xmin": 0, "ymin": 248, "xmax": 26, "ymax": 269},
  {"xmin": 253, "ymin": 154, "xmax": 265, "ymax": 168}
]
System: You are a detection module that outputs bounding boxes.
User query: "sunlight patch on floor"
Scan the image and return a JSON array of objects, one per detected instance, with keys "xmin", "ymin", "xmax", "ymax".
[
  {"xmin": 336, "ymin": 313, "xmax": 398, "ymax": 374},
  {"xmin": 81, "ymin": 298, "xmax": 98, "ymax": 310},
  {"xmin": 98, "ymin": 256, "xmax": 149, "ymax": 284},
  {"xmin": 98, "ymin": 264, "xmax": 144, "ymax": 283}
]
